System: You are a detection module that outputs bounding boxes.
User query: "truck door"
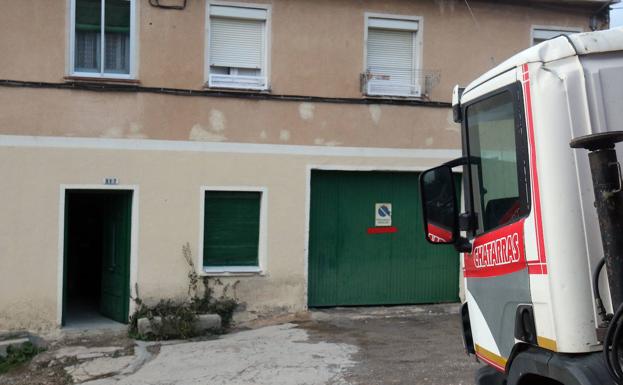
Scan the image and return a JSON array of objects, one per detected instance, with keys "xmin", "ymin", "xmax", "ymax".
[{"xmin": 462, "ymin": 79, "xmax": 532, "ymax": 370}]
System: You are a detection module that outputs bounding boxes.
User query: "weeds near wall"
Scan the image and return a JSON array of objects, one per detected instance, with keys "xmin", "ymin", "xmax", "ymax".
[
  {"xmin": 0, "ymin": 342, "xmax": 45, "ymax": 374},
  {"xmin": 128, "ymin": 243, "xmax": 239, "ymax": 340}
]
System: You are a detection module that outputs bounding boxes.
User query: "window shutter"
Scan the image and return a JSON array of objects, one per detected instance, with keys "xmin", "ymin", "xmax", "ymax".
[
  {"xmin": 532, "ymin": 28, "xmax": 578, "ymax": 45},
  {"xmin": 75, "ymin": 0, "xmax": 101, "ymax": 32},
  {"xmin": 203, "ymin": 191, "xmax": 261, "ymax": 267},
  {"xmin": 210, "ymin": 17, "xmax": 265, "ymax": 69},
  {"xmin": 366, "ymin": 22, "xmax": 420, "ymax": 97}
]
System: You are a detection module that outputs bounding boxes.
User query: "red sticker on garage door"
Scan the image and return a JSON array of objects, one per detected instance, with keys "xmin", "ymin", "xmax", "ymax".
[{"xmin": 367, "ymin": 226, "xmax": 398, "ymax": 234}]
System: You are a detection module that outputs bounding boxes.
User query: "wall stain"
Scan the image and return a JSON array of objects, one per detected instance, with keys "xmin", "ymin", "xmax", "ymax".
[
  {"xmin": 189, "ymin": 123, "xmax": 226, "ymax": 142},
  {"xmin": 127, "ymin": 122, "xmax": 147, "ymax": 139},
  {"xmin": 279, "ymin": 130, "xmax": 291, "ymax": 142},
  {"xmin": 100, "ymin": 122, "xmax": 146, "ymax": 139},
  {"xmin": 314, "ymin": 138, "xmax": 341, "ymax": 146},
  {"xmin": 298, "ymin": 103, "xmax": 315, "ymax": 121},
  {"xmin": 101, "ymin": 126, "xmax": 124, "ymax": 138},
  {"xmin": 209, "ymin": 109, "xmax": 226, "ymax": 132},
  {"xmin": 368, "ymin": 105, "xmax": 382, "ymax": 125}
]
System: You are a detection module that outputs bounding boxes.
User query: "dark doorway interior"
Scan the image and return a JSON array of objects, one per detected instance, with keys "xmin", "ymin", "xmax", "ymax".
[{"xmin": 63, "ymin": 190, "xmax": 132, "ymax": 327}]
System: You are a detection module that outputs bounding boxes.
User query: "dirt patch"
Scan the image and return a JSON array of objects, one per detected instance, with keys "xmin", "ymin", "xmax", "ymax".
[
  {"xmin": 0, "ymin": 330, "xmax": 136, "ymax": 385},
  {"xmin": 298, "ymin": 306, "xmax": 482, "ymax": 385},
  {"xmin": 0, "ymin": 355, "xmax": 74, "ymax": 385},
  {"xmin": 235, "ymin": 311, "xmax": 311, "ymax": 331}
]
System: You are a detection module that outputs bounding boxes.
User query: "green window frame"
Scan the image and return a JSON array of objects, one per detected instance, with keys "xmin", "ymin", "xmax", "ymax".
[{"xmin": 202, "ymin": 190, "xmax": 264, "ymax": 272}]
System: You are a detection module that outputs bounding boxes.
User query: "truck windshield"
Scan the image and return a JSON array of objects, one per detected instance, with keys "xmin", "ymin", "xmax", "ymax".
[{"xmin": 466, "ymin": 91, "xmax": 521, "ymax": 234}]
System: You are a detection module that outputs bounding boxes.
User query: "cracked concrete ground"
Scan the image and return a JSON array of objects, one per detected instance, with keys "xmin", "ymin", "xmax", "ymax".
[{"xmin": 0, "ymin": 304, "xmax": 482, "ymax": 385}]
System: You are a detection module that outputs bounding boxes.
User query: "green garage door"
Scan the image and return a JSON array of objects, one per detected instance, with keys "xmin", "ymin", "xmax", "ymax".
[{"xmin": 308, "ymin": 170, "xmax": 459, "ymax": 307}]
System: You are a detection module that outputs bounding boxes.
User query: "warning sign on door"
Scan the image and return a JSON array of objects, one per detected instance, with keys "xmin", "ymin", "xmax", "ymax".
[{"xmin": 375, "ymin": 203, "xmax": 392, "ymax": 227}]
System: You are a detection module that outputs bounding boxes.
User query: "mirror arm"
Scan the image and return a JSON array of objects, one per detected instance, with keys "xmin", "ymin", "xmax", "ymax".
[
  {"xmin": 454, "ymin": 237, "xmax": 472, "ymax": 253},
  {"xmin": 442, "ymin": 157, "xmax": 469, "ymax": 168},
  {"xmin": 459, "ymin": 212, "xmax": 477, "ymax": 232},
  {"xmin": 443, "ymin": 156, "xmax": 483, "ymax": 169}
]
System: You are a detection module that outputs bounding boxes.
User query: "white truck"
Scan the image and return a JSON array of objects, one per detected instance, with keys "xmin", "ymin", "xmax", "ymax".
[{"xmin": 420, "ymin": 28, "xmax": 623, "ymax": 384}]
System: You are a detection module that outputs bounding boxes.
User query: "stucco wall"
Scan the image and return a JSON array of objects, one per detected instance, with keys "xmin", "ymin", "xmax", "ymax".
[
  {"xmin": 0, "ymin": 0, "xmax": 594, "ymax": 149},
  {"xmin": 0, "ymin": 143, "xmax": 456, "ymax": 330},
  {"xmin": 0, "ymin": 0, "xmax": 592, "ymax": 101},
  {"xmin": 0, "ymin": 87, "xmax": 458, "ymax": 149}
]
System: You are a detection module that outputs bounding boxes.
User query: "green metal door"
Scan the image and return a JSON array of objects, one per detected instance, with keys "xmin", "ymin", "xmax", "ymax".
[
  {"xmin": 308, "ymin": 171, "xmax": 459, "ymax": 307},
  {"xmin": 100, "ymin": 192, "xmax": 132, "ymax": 323}
]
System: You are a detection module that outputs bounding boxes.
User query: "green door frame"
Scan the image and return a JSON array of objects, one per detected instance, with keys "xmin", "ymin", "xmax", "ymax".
[{"xmin": 60, "ymin": 187, "xmax": 135, "ymax": 326}]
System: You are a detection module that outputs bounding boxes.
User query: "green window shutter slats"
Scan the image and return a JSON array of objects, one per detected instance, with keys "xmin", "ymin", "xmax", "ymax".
[
  {"xmin": 76, "ymin": 0, "xmax": 101, "ymax": 31},
  {"xmin": 75, "ymin": 0, "xmax": 130, "ymax": 33},
  {"xmin": 203, "ymin": 191, "xmax": 261, "ymax": 267},
  {"xmin": 76, "ymin": 23, "xmax": 102, "ymax": 32},
  {"xmin": 105, "ymin": 0, "xmax": 131, "ymax": 33}
]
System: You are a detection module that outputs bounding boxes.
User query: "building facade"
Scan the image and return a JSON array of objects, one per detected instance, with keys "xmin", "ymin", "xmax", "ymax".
[{"xmin": 0, "ymin": 0, "xmax": 610, "ymax": 330}]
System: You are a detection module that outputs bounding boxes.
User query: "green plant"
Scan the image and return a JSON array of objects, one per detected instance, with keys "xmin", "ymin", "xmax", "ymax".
[
  {"xmin": 0, "ymin": 341, "xmax": 44, "ymax": 374},
  {"xmin": 183, "ymin": 243, "xmax": 199, "ymax": 298},
  {"xmin": 190, "ymin": 277, "xmax": 238, "ymax": 329},
  {"xmin": 128, "ymin": 243, "xmax": 239, "ymax": 340}
]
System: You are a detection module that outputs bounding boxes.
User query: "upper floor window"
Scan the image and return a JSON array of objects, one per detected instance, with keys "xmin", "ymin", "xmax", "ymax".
[
  {"xmin": 70, "ymin": 0, "xmax": 136, "ymax": 78},
  {"xmin": 206, "ymin": 4, "xmax": 269, "ymax": 90},
  {"xmin": 531, "ymin": 26, "xmax": 581, "ymax": 46},
  {"xmin": 365, "ymin": 14, "xmax": 422, "ymax": 98}
]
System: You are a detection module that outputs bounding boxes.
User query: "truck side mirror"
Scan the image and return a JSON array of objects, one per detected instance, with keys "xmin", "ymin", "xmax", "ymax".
[{"xmin": 420, "ymin": 165, "xmax": 459, "ymax": 244}]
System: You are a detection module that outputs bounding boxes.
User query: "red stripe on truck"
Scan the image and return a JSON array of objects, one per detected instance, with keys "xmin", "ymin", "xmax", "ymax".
[{"xmin": 521, "ymin": 63, "xmax": 548, "ymax": 275}]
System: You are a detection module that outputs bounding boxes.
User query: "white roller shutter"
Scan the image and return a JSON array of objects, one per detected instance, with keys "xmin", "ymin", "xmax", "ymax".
[
  {"xmin": 532, "ymin": 28, "xmax": 579, "ymax": 46},
  {"xmin": 366, "ymin": 25, "xmax": 419, "ymax": 96},
  {"xmin": 207, "ymin": 5, "xmax": 268, "ymax": 90},
  {"xmin": 210, "ymin": 17, "xmax": 265, "ymax": 69}
]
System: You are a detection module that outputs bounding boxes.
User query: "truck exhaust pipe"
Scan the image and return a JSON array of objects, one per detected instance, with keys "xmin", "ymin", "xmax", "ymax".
[{"xmin": 571, "ymin": 131, "xmax": 623, "ymax": 383}]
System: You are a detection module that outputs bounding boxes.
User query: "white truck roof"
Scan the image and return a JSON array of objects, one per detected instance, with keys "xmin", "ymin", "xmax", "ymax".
[{"xmin": 462, "ymin": 27, "xmax": 623, "ymax": 96}]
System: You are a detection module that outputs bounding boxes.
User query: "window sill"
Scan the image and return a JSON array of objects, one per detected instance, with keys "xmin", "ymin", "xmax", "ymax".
[
  {"xmin": 364, "ymin": 94, "xmax": 425, "ymax": 101},
  {"xmin": 64, "ymin": 76, "xmax": 141, "ymax": 85},
  {"xmin": 201, "ymin": 267, "xmax": 264, "ymax": 277},
  {"xmin": 203, "ymin": 84, "xmax": 271, "ymax": 94}
]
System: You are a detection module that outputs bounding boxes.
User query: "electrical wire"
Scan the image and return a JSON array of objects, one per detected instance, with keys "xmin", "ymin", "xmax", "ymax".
[
  {"xmin": 594, "ymin": 257, "xmax": 609, "ymax": 322},
  {"xmin": 604, "ymin": 303, "xmax": 623, "ymax": 384},
  {"xmin": 590, "ymin": 257, "xmax": 623, "ymax": 384},
  {"xmin": 0, "ymin": 79, "xmax": 451, "ymax": 108},
  {"xmin": 464, "ymin": 0, "xmax": 480, "ymax": 29},
  {"xmin": 598, "ymin": 254, "xmax": 623, "ymax": 384}
]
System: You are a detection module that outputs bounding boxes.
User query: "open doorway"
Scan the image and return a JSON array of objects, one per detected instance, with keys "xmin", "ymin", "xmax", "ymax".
[{"xmin": 63, "ymin": 190, "xmax": 132, "ymax": 327}]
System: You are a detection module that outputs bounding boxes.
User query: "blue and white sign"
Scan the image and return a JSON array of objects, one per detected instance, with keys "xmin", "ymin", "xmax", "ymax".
[{"xmin": 375, "ymin": 203, "xmax": 392, "ymax": 227}]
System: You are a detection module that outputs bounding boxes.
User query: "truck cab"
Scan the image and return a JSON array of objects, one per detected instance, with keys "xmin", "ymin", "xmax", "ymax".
[{"xmin": 420, "ymin": 28, "xmax": 623, "ymax": 384}]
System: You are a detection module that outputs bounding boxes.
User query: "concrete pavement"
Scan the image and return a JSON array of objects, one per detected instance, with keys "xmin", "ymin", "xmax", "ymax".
[{"xmin": 0, "ymin": 304, "xmax": 482, "ymax": 385}]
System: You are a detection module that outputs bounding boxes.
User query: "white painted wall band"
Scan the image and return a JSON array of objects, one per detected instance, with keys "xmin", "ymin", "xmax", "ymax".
[{"xmin": 0, "ymin": 135, "xmax": 461, "ymax": 160}]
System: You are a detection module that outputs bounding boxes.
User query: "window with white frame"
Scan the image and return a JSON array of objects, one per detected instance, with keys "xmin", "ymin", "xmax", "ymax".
[
  {"xmin": 207, "ymin": 4, "xmax": 269, "ymax": 90},
  {"xmin": 532, "ymin": 26, "xmax": 581, "ymax": 46},
  {"xmin": 365, "ymin": 15, "xmax": 421, "ymax": 97},
  {"xmin": 71, "ymin": 0, "xmax": 135, "ymax": 78}
]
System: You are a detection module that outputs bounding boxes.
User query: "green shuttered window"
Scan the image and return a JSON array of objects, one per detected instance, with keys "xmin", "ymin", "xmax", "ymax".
[
  {"xmin": 203, "ymin": 191, "xmax": 261, "ymax": 268},
  {"xmin": 73, "ymin": 0, "xmax": 133, "ymax": 76}
]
